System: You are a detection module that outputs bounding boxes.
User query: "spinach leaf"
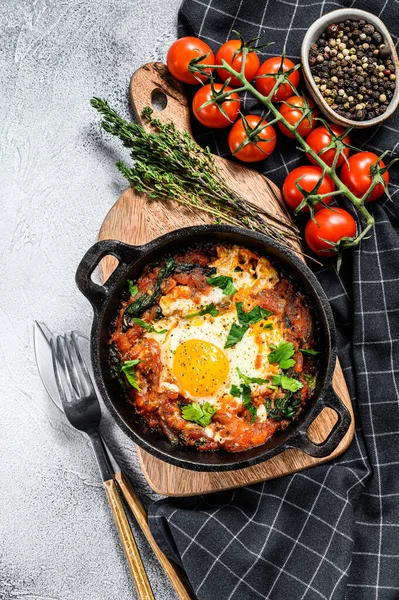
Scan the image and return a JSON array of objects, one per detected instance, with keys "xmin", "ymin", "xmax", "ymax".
[
  {"xmin": 122, "ymin": 258, "xmax": 176, "ymax": 330},
  {"xmin": 121, "ymin": 359, "xmax": 142, "ymax": 391}
]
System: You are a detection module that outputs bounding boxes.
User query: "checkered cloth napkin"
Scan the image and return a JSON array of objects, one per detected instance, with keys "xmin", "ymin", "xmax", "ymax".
[{"xmin": 148, "ymin": 1, "xmax": 399, "ymax": 598}]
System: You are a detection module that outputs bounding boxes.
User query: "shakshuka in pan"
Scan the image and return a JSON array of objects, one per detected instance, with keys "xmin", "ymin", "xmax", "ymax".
[{"xmin": 108, "ymin": 243, "xmax": 318, "ymax": 453}]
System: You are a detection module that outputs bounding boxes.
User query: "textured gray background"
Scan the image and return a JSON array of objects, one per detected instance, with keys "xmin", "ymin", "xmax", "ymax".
[{"xmin": 0, "ymin": 1, "xmax": 182, "ymax": 598}]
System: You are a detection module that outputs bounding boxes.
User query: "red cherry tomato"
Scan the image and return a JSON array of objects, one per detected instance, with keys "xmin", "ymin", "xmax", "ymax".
[
  {"xmin": 216, "ymin": 40, "xmax": 260, "ymax": 86},
  {"xmin": 305, "ymin": 208, "xmax": 357, "ymax": 256},
  {"xmin": 192, "ymin": 83, "xmax": 240, "ymax": 128},
  {"xmin": 167, "ymin": 37, "xmax": 215, "ymax": 84},
  {"xmin": 228, "ymin": 115, "xmax": 276, "ymax": 162},
  {"xmin": 255, "ymin": 57, "xmax": 300, "ymax": 102},
  {"xmin": 340, "ymin": 151, "xmax": 389, "ymax": 202},
  {"xmin": 282, "ymin": 166, "xmax": 335, "ymax": 213},
  {"xmin": 278, "ymin": 95, "xmax": 318, "ymax": 138},
  {"xmin": 306, "ymin": 124, "xmax": 350, "ymax": 168}
]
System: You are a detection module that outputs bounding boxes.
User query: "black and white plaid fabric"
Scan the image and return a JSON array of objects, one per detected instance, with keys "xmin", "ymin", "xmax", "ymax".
[{"xmin": 148, "ymin": 1, "xmax": 399, "ymax": 598}]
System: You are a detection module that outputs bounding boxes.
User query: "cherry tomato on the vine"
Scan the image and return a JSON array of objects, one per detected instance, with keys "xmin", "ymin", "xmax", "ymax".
[
  {"xmin": 228, "ymin": 115, "xmax": 276, "ymax": 162},
  {"xmin": 167, "ymin": 37, "xmax": 215, "ymax": 84},
  {"xmin": 340, "ymin": 151, "xmax": 389, "ymax": 202},
  {"xmin": 192, "ymin": 83, "xmax": 240, "ymax": 128},
  {"xmin": 305, "ymin": 208, "xmax": 357, "ymax": 256},
  {"xmin": 278, "ymin": 95, "xmax": 318, "ymax": 139},
  {"xmin": 282, "ymin": 166, "xmax": 335, "ymax": 213},
  {"xmin": 255, "ymin": 57, "xmax": 300, "ymax": 102},
  {"xmin": 216, "ymin": 40, "xmax": 260, "ymax": 87},
  {"xmin": 306, "ymin": 124, "xmax": 350, "ymax": 168}
]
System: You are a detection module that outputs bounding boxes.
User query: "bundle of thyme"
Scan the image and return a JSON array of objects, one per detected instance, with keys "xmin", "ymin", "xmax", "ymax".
[{"xmin": 90, "ymin": 98, "xmax": 300, "ymax": 247}]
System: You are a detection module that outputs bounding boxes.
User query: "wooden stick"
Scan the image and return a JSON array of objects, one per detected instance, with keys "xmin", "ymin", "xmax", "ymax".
[
  {"xmin": 104, "ymin": 478, "xmax": 154, "ymax": 600},
  {"xmin": 115, "ymin": 471, "xmax": 195, "ymax": 600}
]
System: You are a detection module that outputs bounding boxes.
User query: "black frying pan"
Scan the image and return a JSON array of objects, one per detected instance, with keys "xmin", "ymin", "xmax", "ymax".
[{"xmin": 76, "ymin": 225, "xmax": 351, "ymax": 471}]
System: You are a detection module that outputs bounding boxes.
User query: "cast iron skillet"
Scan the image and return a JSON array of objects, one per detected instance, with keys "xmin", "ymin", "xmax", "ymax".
[{"xmin": 76, "ymin": 225, "xmax": 351, "ymax": 471}]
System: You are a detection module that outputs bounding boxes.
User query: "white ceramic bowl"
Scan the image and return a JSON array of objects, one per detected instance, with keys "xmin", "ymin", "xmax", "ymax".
[{"xmin": 301, "ymin": 8, "xmax": 399, "ymax": 128}]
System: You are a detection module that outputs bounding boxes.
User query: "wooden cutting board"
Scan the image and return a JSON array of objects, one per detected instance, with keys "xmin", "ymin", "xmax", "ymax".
[{"xmin": 98, "ymin": 62, "xmax": 354, "ymax": 497}]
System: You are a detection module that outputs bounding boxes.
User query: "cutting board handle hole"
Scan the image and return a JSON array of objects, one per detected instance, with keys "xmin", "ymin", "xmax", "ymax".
[{"xmin": 151, "ymin": 89, "xmax": 167, "ymax": 112}]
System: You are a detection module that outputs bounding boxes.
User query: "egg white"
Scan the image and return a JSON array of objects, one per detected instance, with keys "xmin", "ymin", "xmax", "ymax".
[
  {"xmin": 144, "ymin": 246, "xmax": 284, "ymax": 405},
  {"xmin": 146, "ymin": 309, "xmax": 284, "ymax": 405}
]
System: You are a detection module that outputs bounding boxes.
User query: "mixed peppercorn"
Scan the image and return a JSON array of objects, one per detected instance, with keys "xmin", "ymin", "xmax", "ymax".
[{"xmin": 309, "ymin": 19, "xmax": 396, "ymax": 121}]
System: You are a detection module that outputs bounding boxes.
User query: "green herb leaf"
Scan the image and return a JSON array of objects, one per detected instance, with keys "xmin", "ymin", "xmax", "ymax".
[
  {"xmin": 131, "ymin": 318, "xmax": 167, "ymax": 334},
  {"xmin": 236, "ymin": 302, "xmax": 273, "ymax": 326},
  {"xmin": 271, "ymin": 374, "xmax": 303, "ymax": 393},
  {"xmin": 128, "ymin": 280, "xmax": 138, "ymax": 297},
  {"xmin": 241, "ymin": 384, "xmax": 257, "ymax": 423},
  {"xmin": 123, "ymin": 258, "xmax": 176, "ymax": 328},
  {"xmin": 181, "ymin": 401, "xmax": 217, "ymax": 427},
  {"xmin": 267, "ymin": 341, "xmax": 295, "ymax": 369},
  {"xmin": 266, "ymin": 394, "xmax": 301, "ymax": 421},
  {"xmin": 299, "ymin": 348, "xmax": 319, "ymax": 356},
  {"xmin": 207, "ymin": 275, "xmax": 237, "ymax": 296},
  {"xmin": 237, "ymin": 367, "xmax": 269, "ymax": 386},
  {"xmin": 304, "ymin": 374, "xmax": 317, "ymax": 392},
  {"xmin": 186, "ymin": 302, "xmax": 219, "ymax": 319},
  {"xmin": 225, "ymin": 322, "xmax": 247, "ymax": 348},
  {"xmin": 225, "ymin": 303, "xmax": 274, "ymax": 348},
  {"xmin": 121, "ymin": 359, "xmax": 141, "ymax": 391},
  {"xmin": 230, "ymin": 384, "xmax": 242, "ymax": 397}
]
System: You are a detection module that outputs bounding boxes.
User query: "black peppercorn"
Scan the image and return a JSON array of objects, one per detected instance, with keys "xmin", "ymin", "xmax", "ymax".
[
  {"xmin": 379, "ymin": 44, "xmax": 391, "ymax": 59},
  {"xmin": 326, "ymin": 23, "xmax": 339, "ymax": 37},
  {"xmin": 309, "ymin": 18, "xmax": 395, "ymax": 121}
]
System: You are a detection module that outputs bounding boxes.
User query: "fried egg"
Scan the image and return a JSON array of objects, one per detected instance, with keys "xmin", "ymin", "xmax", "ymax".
[{"xmin": 144, "ymin": 246, "xmax": 285, "ymax": 405}]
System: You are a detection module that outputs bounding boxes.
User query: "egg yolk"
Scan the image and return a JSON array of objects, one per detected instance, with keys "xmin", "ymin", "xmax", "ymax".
[{"xmin": 173, "ymin": 339, "xmax": 229, "ymax": 397}]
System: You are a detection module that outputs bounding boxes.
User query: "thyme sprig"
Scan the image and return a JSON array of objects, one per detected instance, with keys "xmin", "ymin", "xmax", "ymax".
[{"xmin": 90, "ymin": 98, "xmax": 300, "ymax": 248}]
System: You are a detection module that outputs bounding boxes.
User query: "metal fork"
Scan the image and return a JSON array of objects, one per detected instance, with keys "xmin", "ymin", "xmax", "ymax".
[{"xmin": 51, "ymin": 332, "xmax": 154, "ymax": 600}]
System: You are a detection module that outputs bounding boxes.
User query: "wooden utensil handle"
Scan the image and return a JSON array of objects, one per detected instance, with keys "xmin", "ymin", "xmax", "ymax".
[
  {"xmin": 130, "ymin": 62, "xmax": 192, "ymax": 133},
  {"xmin": 105, "ymin": 478, "xmax": 154, "ymax": 600},
  {"xmin": 115, "ymin": 471, "xmax": 195, "ymax": 600}
]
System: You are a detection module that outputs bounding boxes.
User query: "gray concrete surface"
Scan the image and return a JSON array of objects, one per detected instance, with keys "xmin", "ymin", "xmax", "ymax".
[{"xmin": 0, "ymin": 1, "xmax": 183, "ymax": 598}]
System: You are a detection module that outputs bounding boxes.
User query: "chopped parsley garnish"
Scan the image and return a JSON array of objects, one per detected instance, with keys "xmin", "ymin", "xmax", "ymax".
[
  {"xmin": 237, "ymin": 367, "xmax": 269, "ymax": 386},
  {"xmin": 230, "ymin": 368, "xmax": 268, "ymax": 423},
  {"xmin": 181, "ymin": 402, "xmax": 216, "ymax": 427},
  {"xmin": 186, "ymin": 302, "xmax": 219, "ymax": 319},
  {"xmin": 230, "ymin": 384, "xmax": 242, "ymax": 397},
  {"xmin": 131, "ymin": 318, "xmax": 167, "ymax": 334},
  {"xmin": 225, "ymin": 302, "xmax": 273, "ymax": 348},
  {"xmin": 225, "ymin": 322, "xmax": 247, "ymax": 348},
  {"xmin": 270, "ymin": 374, "xmax": 303, "ymax": 393},
  {"xmin": 267, "ymin": 341, "xmax": 295, "ymax": 369},
  {"xmin": 236, "ymin": 303, "xmax": 273, "ymax": 326},
  {"xmin": 207, "ymin": 275, "xmax": 237, "ymax": 296},
  {"xmin": 266, "ymin": 395, "xmax": 301, "ymax": 421},
  {"xmin": 127, "ymin": 280, "xmax": 138, "ymax": 297},
  {"xmin": 121, "ymin": 359, "xmax": 141, "ymax": 391},
  {"xmin": 299, "ymin": 348, "xmax": 319, "ymax": 356},
  {"xmin": 241, "ymin": 385, "xmax": 257, "ymax": 422}
]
